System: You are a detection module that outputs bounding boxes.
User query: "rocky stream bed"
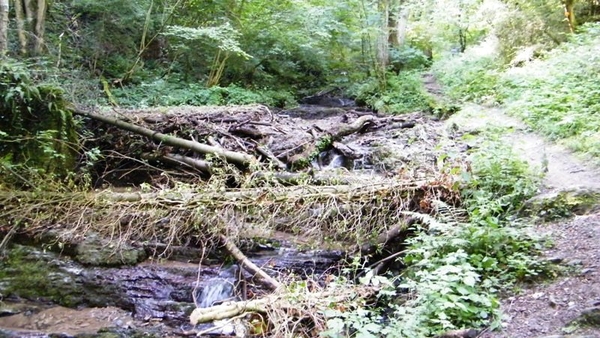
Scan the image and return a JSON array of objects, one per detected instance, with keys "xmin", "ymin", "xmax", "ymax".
[
  {"xmin": 4, "ymin": 81, "xmax": 599, "ymax": 337},
  {"xmin": 0, "ymin": 96, "xmax": 470, "ymax": 337}
]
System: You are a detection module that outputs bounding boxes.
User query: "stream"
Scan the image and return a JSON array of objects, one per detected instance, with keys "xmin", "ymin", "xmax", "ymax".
[
  {"xmin": 0, "ymin": 97, "xmax": 465, "ymax": 337},
  {"xmin": 0, "ymin": 243, "xmax": 344, "ymax": 337}
]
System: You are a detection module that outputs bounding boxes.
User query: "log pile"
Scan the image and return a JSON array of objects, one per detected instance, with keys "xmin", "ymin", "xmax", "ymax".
[
  {"xmin": 0, "ymin": 103, "xmax": 474, "ymax": 336},
  {"xmin": 74, "ymin": 104, "xmax": 419, "ymax": 185}
]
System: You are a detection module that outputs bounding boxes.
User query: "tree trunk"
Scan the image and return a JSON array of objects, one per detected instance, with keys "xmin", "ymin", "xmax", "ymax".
[
  {"xmin": 23, "ymin": 0, "xmax": 34, "ymax": 46},
  {"xmin": 33, "ymin": 0, "xmax": 46, "ymax": 54},
  {"xmin": 14, "ymin": 0, "xmax": 27, "ymax": 55},
  {"xmin": 72, "ymin": 107, "xmax": 258, "ymax": 167},
  {"xmin": 0, "ymin": 0, "xmax": 8, "ymax": 55},
  {"xmin": 387, "ymin": 0, "xmax": 405, "ymax": 47},
  {"xmin": 14, "ymin": 0, "xmax": 47, "ymax": 55},
  {"xmin": 376, "ymin": 0, "xmax": 390, "ymax": 73},
  {"xmin": 564, "ymin": 0, "xmax": 577, "ymax": 33}
]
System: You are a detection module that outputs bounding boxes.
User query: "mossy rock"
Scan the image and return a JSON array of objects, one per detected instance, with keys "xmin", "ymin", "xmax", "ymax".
[
  {"xmin": 0, "ymin": 245, "xmax": 131, "ymax": 308},
  {"xmin": 521, "ymin": 188, "xmax": 600, "ymax": 221},
  {"xmin": 75, "ymin": 233, "xmax": 146, "ymax": 266},
  {"xmin": 580, "ymin": 306, "xmax": 600, "ymax": 327},
  {"xmin": 0, "ymin": 61, "xmax": 78, "ymax": 185},
  {"xmin": 429, "ymin": 99, "xmax": 461, "ymax": 120}
]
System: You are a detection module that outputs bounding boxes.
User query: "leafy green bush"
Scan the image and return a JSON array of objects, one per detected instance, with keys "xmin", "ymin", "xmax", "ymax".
[
  {"xmin": 389, "ymin": 46, "xmax": 432, "ymax": 71},
  {"xmin": 462, "ymin": 136, "xmax": 541, "ymax": 218},
  {"xmin": 322, "ymin": 136, "xmax": 546, "ymax": 336},
  {"xmin": 398, "ymin": 138, "xmax": 544, "ymax": 332},
  {"xmin": 431, "ymin": 48, "xmax": 503, "ymax": 103},
  {"xmin": 500, "ymin": 23, "xmax": 600, "ymax": 161},
  {"xmin": 0, "ymin": 60, "xmax": 78, "ymax": 187},
  {"xmin": 112, "ymin": 81, "xmax": 296, "ymax": 108},
  {"xmin": 350, "ymin": 71, "xmax": 433, "ymax": 114}
]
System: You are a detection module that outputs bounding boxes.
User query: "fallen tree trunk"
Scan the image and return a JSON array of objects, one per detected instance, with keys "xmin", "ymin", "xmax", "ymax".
[
  {"xmin": 190, "ymin": 296, "xmax": 271, "ymax": 324},
  {"xmin": 140, "ymin": 153, "xmax": 213, "ymax": 174},
  {"xmin": 331, "ymin": 115, "xmax": 376, "ymax": 139},
  {"xmin": 220, "ymin": 234, "xmax": 281, "ymax": 290},
  {"xmin": 190, "ymin": 285, "xmax": 378, "ymax": 325},
  {"xmin": 97, "ymin": 179, "xmax": 435, "ymax": 203},
  {"xmin": 72, "ymin": 107, "xmax": 257, "ymax": 167}
]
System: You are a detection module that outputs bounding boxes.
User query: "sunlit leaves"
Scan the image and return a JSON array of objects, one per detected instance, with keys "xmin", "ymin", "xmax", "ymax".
[{"xmin": 164, "ymin": 23, "xmax": 251, "ymax": 58}]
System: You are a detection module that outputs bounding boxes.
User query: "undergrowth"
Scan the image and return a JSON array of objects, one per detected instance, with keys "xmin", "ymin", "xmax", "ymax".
[
  {"xmin": 431, "ymin": 45, "xmax": 504, "ymax": 104},
  {"xmin": 111, "ymin": 80, "xmax": 297, "ymax": 108},
  {"xmin": 432, "ymin": 23, "xmax": 600, "ymax": 162},
  {"xmin": 323, "ymin": 133, "xmax": 547, "ymax": 337},
  {"xmin": 349, "ymin": 71, "xmax": 433, "ymax": 114},
  {"xmin": 501, "ymin": 23, "xmax": 600, "ymax": 161}
]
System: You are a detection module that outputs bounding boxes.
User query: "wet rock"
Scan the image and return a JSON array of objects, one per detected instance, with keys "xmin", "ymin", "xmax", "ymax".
[
  {"xmin": 0, "ymin": 242, "xmax": 344, "ymax": 336},
  {"xmin": 580, "ymin": 306, "xmax": 600, "ymax": 326},
  {"xmin": 546, "ymin": 256, "xmax": 565, "ymax": 264},
  {"xmin": 0, "ymin": 245, "xmax": 132, "ymax": 309},
  {"xmin": 0, "ymin": 306, "xmax": 135, "ymax": 338},
  {"xmin": 75, "ymin": 233, "xmax": 146, "ymax": 266},
  {"xmin": 299, "ymin": 94, "xmax": 355, "ymax": 108}
]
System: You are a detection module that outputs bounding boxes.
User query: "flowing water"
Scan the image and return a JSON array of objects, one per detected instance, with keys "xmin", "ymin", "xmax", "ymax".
[
  {"xmin": 0, "ymin": 244, "xmax": 342, "ymax": 337},
  {"xmin": 195, "ymin": 265, "xmax": 239, "ymax": 308}
]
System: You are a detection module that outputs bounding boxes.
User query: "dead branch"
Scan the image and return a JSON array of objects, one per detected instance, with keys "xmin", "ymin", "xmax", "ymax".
[
  {"xmin": 190, "ymin": 285, "xmax": 377, "ymax": 326},
  {"xmin": 436, "ymin": 328, "xmax": 480, "ymax": 338},
  {"xmin": 190, "ymin": 297, "xmax": 269, "ymax": 324},
  {"xmin": 255, "ymin": 144, "xmax": 287, "ymax": 170},
  {"xmin": 140, "ymin": 153, "xmax": 212, "ymax": 174},
  {"xmin": 72, "ymin": 107, "xmax": 257, "ymax": 167},
  {"xmin": 99, "ymin": 179, "xmax": 434, "ymax": 203},
  {"xmin": 355, "ymin": 216, "xmax": 417, "ymax": 255},
  {"xmin": 220, "ymin": 235, "xmax": 281, "ymax": 290},
  {"xmin": 330, "ymin": 115, "xmax": 376, "ymax": 139}
]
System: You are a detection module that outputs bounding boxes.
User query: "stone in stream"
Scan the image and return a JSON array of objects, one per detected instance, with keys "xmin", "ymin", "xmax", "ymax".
[{"xmin": 0, "ymin": 243, "xmax": 343, "ymax": 337}]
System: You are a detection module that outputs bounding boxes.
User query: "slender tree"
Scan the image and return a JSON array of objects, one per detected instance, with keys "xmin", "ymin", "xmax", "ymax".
[
  {"xmin": 13, "ymin": 0, "xmax": 47, "ymax": 56},
  {"xmin": 376, "ymin": 0, "xmax": 390, "ymax": 78},
  {"xmin": 0, "ymin": 0, "xmax": 8, "ymax": 55},
  {"xmin": 563, "ymin": 0, "xmax": 576, "ymax": 32}
]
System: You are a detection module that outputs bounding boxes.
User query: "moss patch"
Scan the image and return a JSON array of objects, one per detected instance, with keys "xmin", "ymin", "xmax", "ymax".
[
  {"xmin": 0, "ymin": 61, "xmax": 78, "ymax": 186},
  {"xmin": 521, "ymin": 188, "xmax": 600, "ymax": 221},
  {"xmin": 0, "ymin": 245, "xmax": 128, "ymax": 308}
]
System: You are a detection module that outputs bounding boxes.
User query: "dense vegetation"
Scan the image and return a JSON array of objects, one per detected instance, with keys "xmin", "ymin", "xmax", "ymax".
[{"xmin": 2, "ymin": 0, "xmax": 600, "ymax": 336}]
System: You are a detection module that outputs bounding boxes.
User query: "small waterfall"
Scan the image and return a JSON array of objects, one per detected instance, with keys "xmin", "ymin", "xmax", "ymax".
[
  {"xmin": 312, "ymin": 150, "xmax": 347, "ymax": 170},
  {"xmin": 194, "ymin": 265, "xmax": 240, "ymax": 336},
  {"xmin": 196, "ymin": 280, "xmax": 236, "ymax": 308},
  {"xmin": 326, "ymin": 153, "xmax": 345, "ymax": 169},
  {"xmin": 194, "ymin": 265, "xmax": 239, "ymax": 308}
]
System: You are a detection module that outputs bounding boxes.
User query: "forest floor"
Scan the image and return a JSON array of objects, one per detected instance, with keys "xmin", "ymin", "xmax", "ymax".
[{"xmin": 424, "ymin": 74, "xmax": 600, "ymax": 338}]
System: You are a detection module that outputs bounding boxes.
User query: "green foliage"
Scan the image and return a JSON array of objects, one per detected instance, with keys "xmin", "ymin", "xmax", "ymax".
[
  {"xmin": 404, "ymin": 0, "xmax": 493, "ymax": 57},
  {"xmin": 164, "ymin": 23, "xmax": 250, "ymax": 58},
  {"xmin": 431, "ymin": 48, "xmax": 503, "ymax": 103},
  {"xmin": 0, "ymin": 60, "xmax": 78, "ymax": 188},
  {"xmin": 462, "ymin": 136, "xmax": 541, "ymax": 218},
  {"xmin": 389, "ymin": 46, "xmax": 432, "ymax": 71},
  {"xmin": 350, "ymin": 71, "xmax": 433, "ymax": 114},
  {"xmin": 322, "ymin": 135, "xmax": 546, "ymax": 336},
  {"xmin": 493, "ymin": 0, "xmax": 568, "ymax": 63},
  {"xmin": 398, "ymin": 139, "xmax": 544, "ymax": 332},
  {"xmin": 59, "ymin": 0, "xmax": 161, "ymax": 78},
  {"xmin": 112, "ymin": 80, "xmax": 295, "ymax": 108},
  {"xmin": 499, "ymin": 23, "xmax": 600, "ymax": 161}
]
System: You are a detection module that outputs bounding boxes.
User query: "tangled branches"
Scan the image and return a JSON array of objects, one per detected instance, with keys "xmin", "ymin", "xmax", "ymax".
[{"xmin": 0, "ymin": 173, "xmax": 460, "ymax": 255}]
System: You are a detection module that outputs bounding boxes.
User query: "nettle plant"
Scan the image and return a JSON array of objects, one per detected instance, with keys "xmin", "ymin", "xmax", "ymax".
[{"xmin": 321, "ymin": 137, "xmax": 547, "ymax": 337}]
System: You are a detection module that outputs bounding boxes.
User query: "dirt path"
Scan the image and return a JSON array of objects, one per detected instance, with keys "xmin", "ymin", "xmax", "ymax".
[{"xmin": 441, "ymin": 98, "xmax": 600, "ymax": 337}]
